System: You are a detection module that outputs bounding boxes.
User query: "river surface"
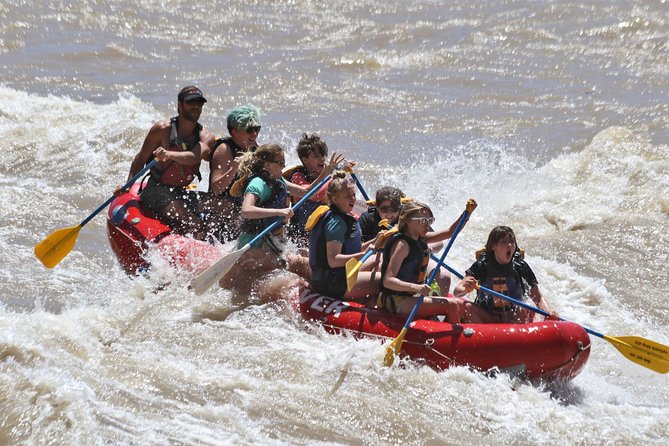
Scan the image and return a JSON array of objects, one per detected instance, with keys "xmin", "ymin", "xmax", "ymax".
[{"xmin": 1, "ymin": 1, "xmax": 668, "ymax": 444}]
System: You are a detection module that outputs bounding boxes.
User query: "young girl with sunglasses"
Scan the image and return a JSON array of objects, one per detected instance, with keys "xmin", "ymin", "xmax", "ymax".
[
  {"xmin": 308, "ymin": 171, "xmax": 380, "ymax": 301},
  {"xmin": 378, "ymin": 201, "xmax": 481, "ymax": 323},
  {"xmin": 359, "ymin": 186, "xmax": 404, "ymax": 242},
  {"xmin": 359, "ymin": 187, "xmax": 455, "ymax": 294}
]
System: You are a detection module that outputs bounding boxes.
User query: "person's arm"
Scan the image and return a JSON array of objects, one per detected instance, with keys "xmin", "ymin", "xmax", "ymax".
[
  {"xmin": 324, "ymin": 241, "xmax": 368, "ymax": 268},
  {"xmin": 149, "ymin": 122, "xmax": 208, "ymax": 167},
  {"xmin": 240, "ymin": 192, "xmax": 293, "ymax": 220},
  {"xmin": 382, "ymin": 240, "xmax": 431, "ymax": 295},
  {"xmin": 323, "ymin": 217, "xmax": 367, "ymax": 268},
  {"xmin": 453, "ymin": 274, "xmax": 478, "ymax": 297},
  {"xmin": 152, "ymin": 144, "xmax": 200, "ymax": 166},
  {"xmin": 198, "ymin": 128, "xmax": 216, "ymax": 162},
  {"xmin": 453, "ymin": 262, "xmax": 482, "ymax": 297},
  {"xmin": 530, "ymin": 285, "xmax": 551, "ymax": 313},
  {"xmin": 199, "ymin": 129, "xmax": 216, "ymax": 162},
  {"xmin": 126, "ymin": 121, "xmax": 168, "ymax": 181},
  {"xmin": 289, "ymin": 171, "xmax": 330, "ymax": 202}
]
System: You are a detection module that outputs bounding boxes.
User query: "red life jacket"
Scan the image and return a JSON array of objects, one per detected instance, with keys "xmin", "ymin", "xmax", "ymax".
[{"xmin": 149, "ymin": 116, "xmax": 202, "ymax": 187}]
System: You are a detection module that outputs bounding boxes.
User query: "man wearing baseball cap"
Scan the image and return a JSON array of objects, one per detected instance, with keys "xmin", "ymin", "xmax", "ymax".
[
  {"xmin": 177, "ymin": 86, "xmax": 207, "ymax": 103},
  {"xmin": 119, "ymin": 85, "xmax": 215, "ymax": 239}
]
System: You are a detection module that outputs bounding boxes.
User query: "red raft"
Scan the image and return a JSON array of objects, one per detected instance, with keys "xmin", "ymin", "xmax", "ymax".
[
  {"xmin": 107, "ymin": 186, "xmax": 591, "ymax": 381},
  {"xmin": 295, "ymin": 286, "xmax": 591, "ymax": 380},
  {"xmin": 107, "ymin": 183, "xmax": 221, "ymax": 275}
]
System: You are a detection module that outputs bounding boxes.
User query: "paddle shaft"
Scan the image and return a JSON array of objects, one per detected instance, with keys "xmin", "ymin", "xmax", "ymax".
[
  {"xmin": 350, "ymin": 173, "xmax": 370, "ymax": 201},
  {"xmin": 81, "ymin": 159, "xmax": 158, "ymax": 227},
  {"xmin": 358, "ymin": 248, "xmax": 374, "ymax": 265}
]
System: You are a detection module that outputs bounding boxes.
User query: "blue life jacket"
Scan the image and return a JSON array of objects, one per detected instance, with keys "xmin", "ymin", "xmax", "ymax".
[
  {"xmin": 239, "ymin": 174, "xmax": 288, "ymax": 235},
  {"xmin": 308, "ymin": 207, "xmax": 361, "ymax": 298}
]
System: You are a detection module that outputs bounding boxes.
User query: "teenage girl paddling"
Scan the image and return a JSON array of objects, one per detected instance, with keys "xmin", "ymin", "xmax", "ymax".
[
  {"xmin": 453, "ymin": 225, "xmax": 558, "ymax": 323},
  {"xmin": 221, "ymin": 144, "xmax": 340, "ymax": 290},
  {"xmin": 307, "ymin": 171, "xmax": 379, "ymax": 301},
  {"xmin": 379, "ymin": 202, "xmax": 482, "ymax": 323}
]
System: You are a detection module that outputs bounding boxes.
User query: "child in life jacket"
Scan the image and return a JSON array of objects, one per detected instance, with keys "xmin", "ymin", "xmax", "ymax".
[
  {"xmin": 283, "ymin": 133, "xmax": 342, "ymax": 247},
  {"xmin": 360, "ymin": 187, "xmax": 455, "ymax": 295},
  {"xmin": 307, "ymin": 171, "xmax": 380, "ymax": 301},
  {"xmin": 453, "ymin": 226, "xmax": 558, "ymax": 323},
  {"xmin": 358, "ymin": 186, "xmax": 403, "ymax": 242},
  {"xmin": 378, "ymin": 202, "xmax": 478, "ymax": 323},
  {"xmin": 225, "ymin": 144, "xmax": 339, "ymax": 284}
]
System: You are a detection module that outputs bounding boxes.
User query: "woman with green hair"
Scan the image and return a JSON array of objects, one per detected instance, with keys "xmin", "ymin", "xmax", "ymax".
[{"xmin": 200, "ymin": 104, "xmax": 263, "ymax": 241}]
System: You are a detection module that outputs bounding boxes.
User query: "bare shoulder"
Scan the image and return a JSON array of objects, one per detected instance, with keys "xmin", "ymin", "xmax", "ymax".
[
  {"xmin": 390, "ymin": 238, "xmax": 410, "ymax": 257},
  {"xmin": 151, "ymin": 119, "xmax": 171, "ymax": 133},
  {"xmin": 141, "ymin": 119, "xmax": 170, "ymax": 149}
]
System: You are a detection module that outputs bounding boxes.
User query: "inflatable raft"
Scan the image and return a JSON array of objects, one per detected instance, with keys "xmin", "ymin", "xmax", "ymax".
[
  {"xmin": 295, "ymin": 286, "xmax": 590, "ymax": 380},
  {"xmin": 107, "ymin": 185, "xmax": 591, "ymax": 380}
]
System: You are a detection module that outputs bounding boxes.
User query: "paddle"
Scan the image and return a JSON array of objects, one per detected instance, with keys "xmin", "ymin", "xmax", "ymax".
[
  {"xmin": 190, "ymin": 172, "xmax": 334, "ymax": 295},
  {"xmin": 349, "ymin": 172, "xmax": 370, "ymax": 201},
  {"xmin": 34, "ymin": 159, "xmax": 158, "ymax": 268},
  {"xmin": 344, "ymin": 220, "xmax": 398, "ymax": 291},
  {"xmin": 443, "ymin": 263, "xmax": 669, "ymax": 374},
  {"xmin": 384, "ymin": 200, "xmax": 475, "ymax": 367}
]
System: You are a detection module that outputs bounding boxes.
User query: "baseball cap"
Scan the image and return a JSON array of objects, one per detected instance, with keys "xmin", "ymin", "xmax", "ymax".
[{"xmin": 178, "ymin": 86, "xmax": 207, "ymax": 103}]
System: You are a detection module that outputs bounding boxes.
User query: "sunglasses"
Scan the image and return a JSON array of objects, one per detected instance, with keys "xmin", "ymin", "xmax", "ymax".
[
  {"xmin": 271, "ymin": 159, "xmax": 286, "ymax": 167},
  {"xmin": 410, "ymin": 216, "xmax": 435, "ymax": 226},
  {"xmin": 244, "ymin": 126, "xmax": 261, "ymax": 134},
  {"xmin": 378, "ymin": 206, "xmax": 399, "ymax": 213}
]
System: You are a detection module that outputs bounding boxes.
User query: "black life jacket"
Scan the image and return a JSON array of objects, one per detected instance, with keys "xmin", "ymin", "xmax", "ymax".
[
  {"xmin": 475, "ymin": 252, "xmax": 531, "ymax": 310},
  {"xmin": 208, "ymin": 136, "xmax": 257, "ymax": 196},
  {"xmin": 380, "ymin": 233, "xmax": 429, "ymax": 296}
]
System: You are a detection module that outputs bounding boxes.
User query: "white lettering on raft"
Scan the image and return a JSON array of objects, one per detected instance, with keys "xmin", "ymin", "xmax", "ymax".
[
  {"xmin": 298, "ymin": 289, "xmax": 350, "ymax": 318},
  {"xmin": 310, "ymin": 296, "xmax": 349, "ymax": 318}
]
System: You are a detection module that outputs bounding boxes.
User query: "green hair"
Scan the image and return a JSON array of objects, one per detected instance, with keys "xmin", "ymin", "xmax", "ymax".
[{"xmin": 227, "ymin": 104, "xmax": 262, "ymax": 133}]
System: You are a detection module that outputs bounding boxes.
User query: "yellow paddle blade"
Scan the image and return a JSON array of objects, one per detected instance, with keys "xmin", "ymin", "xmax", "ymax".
[
  {"xmin": 384, "ymin": 327, "xmax": 408, "ymax": 367},
  {"xmin": 34, "ymin": 225, "xmax": 82, "ymax": 268},
  {"xmin": 345, "ymin": 257, "xmax": 363, "ymax": 292},
  {"xmin": 605, "ymin": 335, "xmax": 669, "ymax": 374}
]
